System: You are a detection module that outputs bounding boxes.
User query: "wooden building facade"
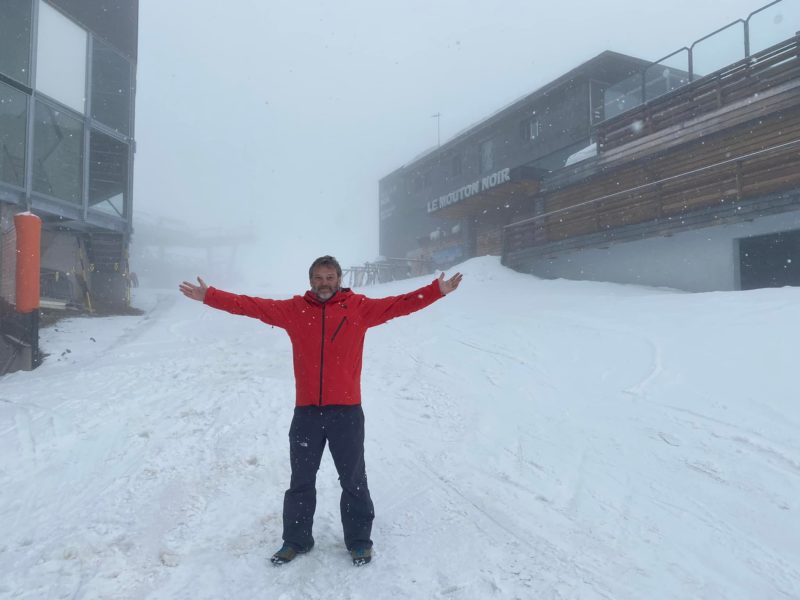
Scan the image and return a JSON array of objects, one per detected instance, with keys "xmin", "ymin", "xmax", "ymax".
[
  {"xmin": 379, "ymin": 0, "xmax": 800, "ymax": 291},
  {"xmin": 378, "ymin": 52, "xmax": 650, "ymax": 271},
  {"xmin": 503, "ymin": 32, "xmax": 800, "ymax": 291}
]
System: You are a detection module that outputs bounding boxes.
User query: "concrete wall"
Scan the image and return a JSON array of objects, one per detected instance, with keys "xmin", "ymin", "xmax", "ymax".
[{"xmin": 525, "ymin": 209, "xmax": 800, "ymax": 291}]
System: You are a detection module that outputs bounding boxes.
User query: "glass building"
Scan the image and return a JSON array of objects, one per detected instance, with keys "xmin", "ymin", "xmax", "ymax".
[
  {"xmin": 0, "ymin": 0, "xmax": 137, "ymax": 224},
  {"xmin": 1, "ymin": 0, "xmax": 138, "ymax": 372}
]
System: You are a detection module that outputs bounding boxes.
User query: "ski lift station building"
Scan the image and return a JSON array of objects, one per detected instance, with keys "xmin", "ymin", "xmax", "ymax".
[
  {"xmin": 379, "ymin": 0, "xmax": 800, "ymax": 292},
  {"xmin": 0, "ymin": 0, "xmax": 138, "ymax": 372}
]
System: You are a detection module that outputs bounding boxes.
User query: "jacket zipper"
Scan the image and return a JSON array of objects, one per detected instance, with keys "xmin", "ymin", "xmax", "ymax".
[
  {"xmin": 319, "ymin": 304, "xmax": 326, "ymax": 405},
  {"xmin": 331, "ymin": 316, "xmax": 347, "ymax": 342}
]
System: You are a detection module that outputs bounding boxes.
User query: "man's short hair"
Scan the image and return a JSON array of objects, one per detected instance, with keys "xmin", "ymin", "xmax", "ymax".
[{"xmin": 309, "ymin": 255, "xmax": 342, "ymax": 279}]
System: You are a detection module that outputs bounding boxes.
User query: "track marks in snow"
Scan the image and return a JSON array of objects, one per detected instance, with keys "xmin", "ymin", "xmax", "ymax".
[
  {"xmin": 376, "ymin": 454, "xmax": 592, "ymax": 599},
  {"xmin": 5, "ymin": 271, "xmax": 800, "ymax": 599},
  {"xmin": 622, "ymin": 336, "xmax": 664, "ymax": 398},
  {"xmin": 1, "ymin": 294, "xmax": 298, "ymax": 599}
]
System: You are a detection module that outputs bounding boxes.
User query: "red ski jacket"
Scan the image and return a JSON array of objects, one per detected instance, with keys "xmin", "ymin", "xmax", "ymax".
[{"xmin": 203, "ymin": 280, "xmax": 445, "ymax": 406}]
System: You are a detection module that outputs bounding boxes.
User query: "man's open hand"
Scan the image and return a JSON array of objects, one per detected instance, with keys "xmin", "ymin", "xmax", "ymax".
[
  {"xmin": 179, "ymin": 276, "xmax": 209, "ymax": 302},
  {"xmin": 438, "ymin": 272, "xmax": 463, "ymax": 295}
]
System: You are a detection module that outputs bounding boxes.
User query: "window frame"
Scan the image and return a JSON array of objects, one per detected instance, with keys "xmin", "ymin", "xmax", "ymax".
[
  {"xmin": 521, "ymin": 117, "xmax": 540, "ymax": 142},
  {"xmin": 88, "ymin": 127, "xmax": 129, "ymax": 218},
  {"xmin": 479, "ymin": 138, "xmax": 494, "ymax": 174},
  {"xmin": 91, "ymin": 37, "xmax": 134, "ymax": 135},
  {"xmin": 0, "ymin": 0, "xmax": 34, "ymax": 88},
  {"xmin": 31, "ymin": 95, "xmax": 85, "ymax": 205},
  {"xmin": 0, "ymin": 80, "xmax": 30, "ymax": 190},
  {"xmin": 35, "ymin": 0, "xmax": 89, "ymax": 115},
  {"xmin": 0, "ymin": 0, "xmax": 138, "ymax": 228}
]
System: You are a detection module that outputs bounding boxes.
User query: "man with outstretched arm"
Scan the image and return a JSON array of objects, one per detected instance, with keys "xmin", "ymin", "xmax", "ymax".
[{"xmin": 179, "ymin": 255, "xmax": 462, "ymax": 566}]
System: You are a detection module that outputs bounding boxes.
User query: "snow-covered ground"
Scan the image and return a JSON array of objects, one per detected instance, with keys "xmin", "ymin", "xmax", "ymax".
[{"xmin": 1, "ymin": 256, "xmax": 799, "ymax": 599}]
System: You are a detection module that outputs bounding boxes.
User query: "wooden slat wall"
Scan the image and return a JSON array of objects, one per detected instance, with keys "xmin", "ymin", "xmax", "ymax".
[
  {"xmin": 476, "ymin": 228, "xmax": 503, "ymax": 256},
  {"xmin": 597, "ymin": 36, "xmax": 800, "ymax": 151},
  {"xmin": 503, "ymin": 35, "xmax": 800, "ymax": 258}
]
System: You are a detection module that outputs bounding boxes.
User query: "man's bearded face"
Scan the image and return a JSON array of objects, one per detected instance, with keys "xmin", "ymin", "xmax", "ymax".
[{"xmin": 310, "ymin": 266, "xmax": 341, "ymax": 301}]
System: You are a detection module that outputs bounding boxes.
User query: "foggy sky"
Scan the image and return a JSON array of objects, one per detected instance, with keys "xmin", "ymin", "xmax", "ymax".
[{"xmin": 133, "ymin": 0, "xmax": 774, "ymax": 290}]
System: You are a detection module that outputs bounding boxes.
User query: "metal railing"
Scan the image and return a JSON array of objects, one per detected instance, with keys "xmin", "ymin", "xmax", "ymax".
[
  {"xmin": 343, "ymin": 257, "xmax": 433, "ymax": 287},
  {"xmin": 604, "ymin": 0, "xmax": 793, "ymax": 120}
]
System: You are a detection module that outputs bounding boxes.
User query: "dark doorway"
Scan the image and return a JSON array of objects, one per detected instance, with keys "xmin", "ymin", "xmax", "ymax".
[{"xmin": 739, "ymin": 229, "xmax": 800, "ymax": 290}]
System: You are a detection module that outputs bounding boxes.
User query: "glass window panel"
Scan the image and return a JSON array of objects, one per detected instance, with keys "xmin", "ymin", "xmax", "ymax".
[
  {"xmin": 590, "ymin": 81, "xmax": 606, "ymax": 124},
  {"xmin": 451, "ymin": 153, "xmax": 462, "ymax": 177},
  {"xmin": 691, "ymin": 22, "xmax": 745, "ymax": 80},
  {"xmin": 0, "ymin": 82, "xmax": 28, "ymax": 188},
  {"xmin": 604, "ymin": 73, "xmax": 643, "ymax": 120},
  {"xmin": 748, "ymin": 2, "xmax": 800, "ymax": 55},
  {"xmin": 480, "ymin": 139, "xmax": 494, "ymax": 174},
  {"xmin": 526, "ymin": 118, "xmax": 540, "ymax": 140},
  {"xmin": 643, "ymin": 49, "xmax": 690, "ymax": 102},
  {"xmin": 36, "ymin": 0, "xmax": 87, "ymax": 113},
  {"xmin": 89, "ymin": 130, "xmax": 128, "ymax": 217},
  {"xmin": 33, "ymin": 100, "xmax": 83, "ymax": 203},
  {"xmin": 0, "ymin": 0, "xmax": 32, "ymax": 85},
  {"xmin": 91, "ymin": 40, "xmax": 132, "ymax": 134}
]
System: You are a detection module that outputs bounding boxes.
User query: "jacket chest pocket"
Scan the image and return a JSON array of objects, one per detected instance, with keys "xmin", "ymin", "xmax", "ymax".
[{"xmin": 330, "ymin": 316, "xmax": 348, "ymax": 342}]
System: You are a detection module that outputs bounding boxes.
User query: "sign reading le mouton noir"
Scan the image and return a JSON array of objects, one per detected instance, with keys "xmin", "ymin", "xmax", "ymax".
[{"xmin": 427, "ymin": 167, "xmax": 511, "ymax": 213}]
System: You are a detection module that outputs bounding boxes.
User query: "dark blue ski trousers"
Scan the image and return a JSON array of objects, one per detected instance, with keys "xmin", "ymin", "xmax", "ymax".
[{"xmin": 282, "ymin": 405, "xmax": 374, "ymax": 551}]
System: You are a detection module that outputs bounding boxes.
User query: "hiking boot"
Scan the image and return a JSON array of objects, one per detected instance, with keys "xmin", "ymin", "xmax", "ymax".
[
  {"xmin": 350, "ymin": 547, "xmax": 372, "ymax": 566},
  {"xmin": 271, "ymin": 543, "xmax": 311, "ymax": 565}
]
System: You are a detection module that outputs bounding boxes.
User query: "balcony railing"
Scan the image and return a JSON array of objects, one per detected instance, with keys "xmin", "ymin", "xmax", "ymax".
[{"xmin": 603, "ymin": 0, "xmax": 794, "ymax": 120}]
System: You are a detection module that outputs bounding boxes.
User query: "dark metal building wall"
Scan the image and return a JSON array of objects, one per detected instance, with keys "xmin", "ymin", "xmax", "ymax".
[
  {"xmin": 378, "ymin": 52, "xmax": 651, "ymax": 263},
  {"xmin": 378, "ymin": 81, "xmax": 592, "ymax": 260}
]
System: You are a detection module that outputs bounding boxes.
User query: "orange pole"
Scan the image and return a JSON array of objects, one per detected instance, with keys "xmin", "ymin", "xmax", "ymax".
[{"xmin": 15, "ymin": 212, "xmax": 41, "ymax": 313}]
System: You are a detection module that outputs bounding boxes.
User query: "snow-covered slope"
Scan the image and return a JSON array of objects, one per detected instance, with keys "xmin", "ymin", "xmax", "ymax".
[{"xmin": 1, "ymin": 257, "xmax": 798, "ymax": 599}]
